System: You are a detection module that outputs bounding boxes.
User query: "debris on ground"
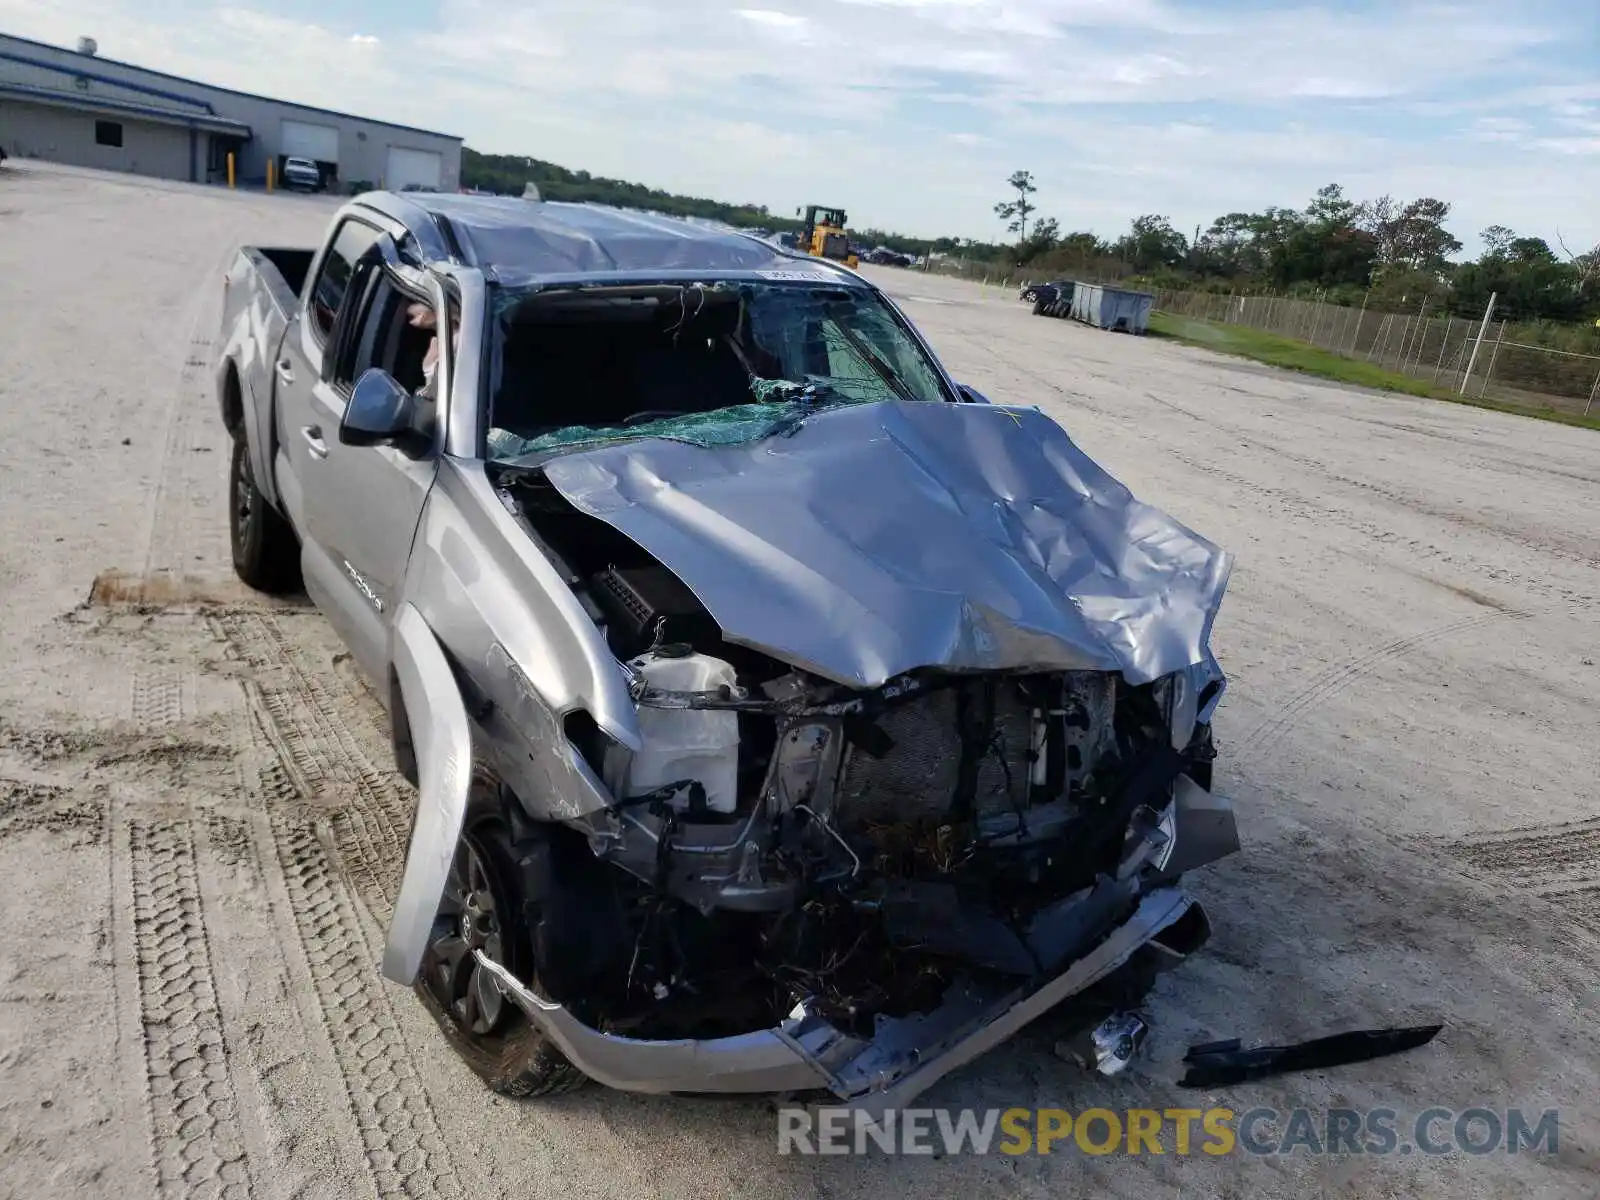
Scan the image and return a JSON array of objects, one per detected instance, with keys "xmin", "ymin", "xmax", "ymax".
[
  {"xmin": 1177, "ymin": 1024, "xmax": 1444, "ymax": 1088},
  {"xmin": 1055, "ymin": 1011, "xmax": 1151, "ymax": 1077}
]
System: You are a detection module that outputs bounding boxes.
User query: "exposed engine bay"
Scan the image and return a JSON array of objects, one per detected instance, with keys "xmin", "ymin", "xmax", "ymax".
[{"xmin": 490, "ymin": 464, "xmax": 1221, "ymax": 1043}]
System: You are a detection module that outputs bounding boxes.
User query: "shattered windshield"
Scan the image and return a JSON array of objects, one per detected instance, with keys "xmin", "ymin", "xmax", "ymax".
[{"xmin": 484, "ymin": 280, "xmax": 951, "ymax": 460}]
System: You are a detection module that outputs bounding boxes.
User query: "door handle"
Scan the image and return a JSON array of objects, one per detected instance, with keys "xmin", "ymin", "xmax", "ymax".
[
  {"xmin": 275, "ymin": 359, "xmax": 295, "ymax": 386},
  {"xmin": 301, "ymin": 425, "xmax": 328, "ymax": 460}
]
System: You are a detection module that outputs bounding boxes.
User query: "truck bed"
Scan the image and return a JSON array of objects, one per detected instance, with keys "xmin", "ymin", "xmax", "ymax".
[{"xmin": 253, "ymin": 247, "xmax": 314, "ymax": 304}]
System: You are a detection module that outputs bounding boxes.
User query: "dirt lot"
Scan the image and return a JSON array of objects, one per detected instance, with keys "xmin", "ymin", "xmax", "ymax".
[{"xmin": 1, "ymin": 161, "xmax": 1596, "ymax": 1199}]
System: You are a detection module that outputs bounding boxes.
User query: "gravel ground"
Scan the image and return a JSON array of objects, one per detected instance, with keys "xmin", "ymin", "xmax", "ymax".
[{"xmin": 0, "ymin": 161, "xmax": 1596, "ymax": 1199}]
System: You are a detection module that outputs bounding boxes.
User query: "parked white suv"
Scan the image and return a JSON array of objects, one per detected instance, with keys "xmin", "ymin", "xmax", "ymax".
[{"xmin": 281, "ymin": 156, "xmax": 323, "ymax": 193}]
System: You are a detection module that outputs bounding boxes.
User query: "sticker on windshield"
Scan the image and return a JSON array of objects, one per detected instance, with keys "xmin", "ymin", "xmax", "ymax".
[{"xmin": 757, "ymin": 269, "xmax": 833, "ymax": 281}]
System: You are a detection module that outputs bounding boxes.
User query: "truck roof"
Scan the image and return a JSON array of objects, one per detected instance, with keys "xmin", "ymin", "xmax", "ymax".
[{"xmin": 360, "ymin": 191, "xmax": 858, "ymax": 288}]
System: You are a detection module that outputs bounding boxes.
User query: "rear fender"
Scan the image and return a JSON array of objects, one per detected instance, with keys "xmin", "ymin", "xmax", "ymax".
[
  {"xmin": 381, "ymin": 602, "xmax": 473, "ymax": 985},
  {"xmin": 218, "ymin": 354, "xmax": 279, "ymax": 513},
  {"xmin": 238, "ymin": 364, "xmax": 281, "ymax": 514},
  {"xmin": 218, "ymin": 258, "xmax": 291, "ymax": 513}
]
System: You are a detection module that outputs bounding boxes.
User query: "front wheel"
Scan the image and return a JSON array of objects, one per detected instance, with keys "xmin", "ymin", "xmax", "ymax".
[
  {"xmin": 413, "ymin": 781, "xmax": 587, "ymax": 1098},
  {"xmin": 229, "ymin": 437, "xmax": 302, "ymax": 593}
]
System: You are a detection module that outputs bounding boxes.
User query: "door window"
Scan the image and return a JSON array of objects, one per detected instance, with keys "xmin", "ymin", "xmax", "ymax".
[
  {"xmin": 335, "ymin": 276, "xmax": 439, "ymax": 393},
  {"xmin": 308, "ymin": 220, "xmax": 382, "ymax": 344}
]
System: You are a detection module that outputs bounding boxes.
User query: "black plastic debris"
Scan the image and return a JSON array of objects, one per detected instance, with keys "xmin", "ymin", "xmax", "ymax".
[{"xmin": 1178, "ymin": 1024, "xmax": 1443, "ymax": 1089}]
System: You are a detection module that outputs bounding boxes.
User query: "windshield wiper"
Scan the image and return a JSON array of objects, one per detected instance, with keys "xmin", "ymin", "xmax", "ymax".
[{"xmin": 828, "ymin": 318, "xmax": 916, "ymax": 404}]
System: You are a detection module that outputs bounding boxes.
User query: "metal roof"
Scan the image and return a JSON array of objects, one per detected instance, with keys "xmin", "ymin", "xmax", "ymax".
[
  {"xmin": 0, "ymin": 33, "xmax": 460, "ymax": 142},
  {"xmin": 0, "ymin": 80, "xmax": 252, "ymax": 135},
  {"xmin": 372, "ymin": 192, "xmax": 861, "ymax": 287}
]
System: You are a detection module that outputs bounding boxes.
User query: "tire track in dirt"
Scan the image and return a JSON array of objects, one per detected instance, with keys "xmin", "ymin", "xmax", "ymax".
[
  {"xmin": 0, "ymin": 777, "xmax": 108, "ymax": 845},
  {"xmin": 266, "ymin": 796, "xmax": 464, "ymax": 1200},
  {"xmin": 129, "ymin": 818, "xmax": 256, "ymax": 1200},
  {"xmin": 1162, "ymin": 445, "xmax": 1600, "ymax": 611},
  {"xmin": 204, "ymin": 809, "xmax": 260, "ymax": 875},
  {"xmin": 153, "ymin": 666, "xmax": 379, "ymax": 1200},
  {"xmin": 214, "ymin": 610, "xmax": 409, "ymax": 913},
  {"xmin": 213, "ymin": 609, "xmax": 462, "ymax": 1197},
  {"xmin": 132, "ymin": 667, "xmax": 190, "ymax": 729},
  {"xmin": 1438, "ymin": 819, "xmax": 1600, "ymax": 930},
  {"xmin": 1239, "ymin": 609, "xmax": 1532, "ymax": 758},
  {"xmin": 1237, "ymin": 435, "xmax": 1600, "ymax": 572},
  {"xmin": 142, "ymin": 331, "xmax": 229, "ymax": 581},
  {"xmin": 141, "ymin": 227, "xmax": 249, "ymax": 585}
]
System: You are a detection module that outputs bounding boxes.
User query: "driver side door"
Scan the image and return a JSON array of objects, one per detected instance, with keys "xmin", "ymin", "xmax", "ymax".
[
  {"xmin": 276, "ymin": 218, "xmax": 383, "ymax": 540},
  {"xmin": 303, "ymin": 261, "xmax": 446, "ymax": 687}
]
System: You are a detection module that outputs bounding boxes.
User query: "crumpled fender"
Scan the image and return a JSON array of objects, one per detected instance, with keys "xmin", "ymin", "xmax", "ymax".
[{"xmin": 381, "ymin": 602, "xmax": 473, "ymax": 986}]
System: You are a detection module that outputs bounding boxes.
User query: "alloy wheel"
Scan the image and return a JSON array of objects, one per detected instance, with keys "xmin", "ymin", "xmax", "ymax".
[
  {"xmin": 423, "ymin": 831, "xmax": 514, "ymax": 1036},
  {"xmin": 231, "ymin": 445, "xmax": 256, "ymax": 552}
]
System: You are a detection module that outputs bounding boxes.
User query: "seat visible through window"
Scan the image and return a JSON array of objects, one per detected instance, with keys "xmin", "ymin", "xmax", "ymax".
[{"xmin": 493, "ymin": 314, "xmax": 754, "ymax": 437}]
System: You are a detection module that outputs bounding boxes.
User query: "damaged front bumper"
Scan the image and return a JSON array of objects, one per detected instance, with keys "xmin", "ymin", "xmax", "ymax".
[
  {"xmin": 476, "ymin": 888, "xmax": 1202, "ymax": 1109},
  {"xmin": 473, "ymin": 779, "xmax": 1234, "ymax": 1108}
]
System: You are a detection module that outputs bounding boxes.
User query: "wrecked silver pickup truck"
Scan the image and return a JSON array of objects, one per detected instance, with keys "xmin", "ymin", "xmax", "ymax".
[{"xmin": 217, "ymin": 191, "xmax": 1237, "ymax": 1105}]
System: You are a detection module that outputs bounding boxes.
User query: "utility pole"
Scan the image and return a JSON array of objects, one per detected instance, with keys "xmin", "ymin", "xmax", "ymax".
[{"xmin": 1459, "ymin": 292, "xmax": 1497, "ymax": 395}]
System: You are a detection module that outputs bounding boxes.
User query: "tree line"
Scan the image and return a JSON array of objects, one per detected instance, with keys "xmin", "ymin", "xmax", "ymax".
[
  {"xmin": 460, "ymin": 147, "xmax": 981, "ymax": 257},
  {"xmin": 991, "ymin": 171, "xmax": 1600, "ymax": 326},
  {"xmin": 458, "ymin": 150, "xmax": 1598, "ymax": 326},
  {"xmin": 460, "ymin": 148, "xmax": 813, "ymax": 233}
]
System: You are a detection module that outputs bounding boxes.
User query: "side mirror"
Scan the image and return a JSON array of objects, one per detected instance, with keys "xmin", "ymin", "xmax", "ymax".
[
  {"xmin": 340, "ymin": 368, "xmax": 415, "ymax": 446},
  {"xmin": 956, "ymin": 384, "xmax": 992, "ymax": 405}
]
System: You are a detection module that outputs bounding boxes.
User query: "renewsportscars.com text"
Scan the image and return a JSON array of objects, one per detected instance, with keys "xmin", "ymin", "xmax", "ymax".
[{"xmin": 777, "ymin": 1106, "xmax": 1560, "ymax": 1157}]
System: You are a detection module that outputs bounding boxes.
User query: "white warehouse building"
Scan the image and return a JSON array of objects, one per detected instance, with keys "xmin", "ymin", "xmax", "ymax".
[{"xmin": 0, "ymin": 32, "xmax": 462, "ymax": 192}]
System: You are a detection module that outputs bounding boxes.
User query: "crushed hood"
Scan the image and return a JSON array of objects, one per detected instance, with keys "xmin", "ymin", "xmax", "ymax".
[{"xmin": 540, "ymin": 401, "xmax": 1231, "ymax": 688}]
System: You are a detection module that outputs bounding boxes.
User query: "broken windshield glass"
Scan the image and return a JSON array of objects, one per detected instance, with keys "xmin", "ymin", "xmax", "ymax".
[{"xmin": 483, "ymin": 280, "xmax": 951, "ymax": 461}]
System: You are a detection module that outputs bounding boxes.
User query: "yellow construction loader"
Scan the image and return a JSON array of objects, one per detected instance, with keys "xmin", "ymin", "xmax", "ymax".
[{"xmin": 797, "ymin": 205, "xmax": 859, "ymax": 269}]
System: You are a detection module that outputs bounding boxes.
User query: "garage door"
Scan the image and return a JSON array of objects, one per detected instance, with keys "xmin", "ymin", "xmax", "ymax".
[
  {"xmin": 385, "ymin": 147, "xmax": 443, "ymax": 191},
  {"xmin": 281, "ymin": 119, "xmax": 339, "ymax": 163}
]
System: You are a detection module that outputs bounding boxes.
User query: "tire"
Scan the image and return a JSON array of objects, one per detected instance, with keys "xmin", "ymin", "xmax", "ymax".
[
  {"xmin": 1023, "ymin": 289, "xmax": 1037, "ymax": 302},
  {"xmin": 229, "ymin": 436, "xmax": 303, "ymax": 594},
  {"xmin": 412, "ymin": 777, "xmax": 588, "ymax": 1098},
  {"xmin": 1032, "ymin": 296, "xmax": 1048, "ymax": 316}
]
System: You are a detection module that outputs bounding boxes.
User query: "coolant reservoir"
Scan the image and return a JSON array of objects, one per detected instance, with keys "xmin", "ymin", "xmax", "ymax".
[{"xmin": 606, "ymin": 649, "xmax": 741, "ymax": 815}]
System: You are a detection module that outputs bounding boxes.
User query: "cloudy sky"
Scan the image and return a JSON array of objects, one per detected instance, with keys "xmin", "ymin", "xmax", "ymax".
[{"xmin": 4, "ymin": 0, "xmax": 1597, "ymax": 253}]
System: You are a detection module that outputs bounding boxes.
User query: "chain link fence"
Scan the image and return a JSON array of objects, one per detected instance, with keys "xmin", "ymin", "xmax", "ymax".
[
  {"xmin": 1153, "ymin": 290, "xmax": 1600, "ymax": 416},
  {"xmin": 920, "ymin": 257, "xmax": 1016, "ymax": 286}
]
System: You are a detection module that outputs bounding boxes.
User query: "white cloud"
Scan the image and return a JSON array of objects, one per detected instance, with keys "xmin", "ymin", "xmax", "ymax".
[
  {"xmin": 0, "ymin": 0, "xmax": 1594, "ymax": 250},
  {"xmin": 1107, "ymin": 53, "xmax": 1199, "ymax": 87},
  {"xmin": 1532, "ymin": 137, "xmax": 1600, "ymax": 157},
  {"xmin": 837, "ymin": 0, "xmax": 1193, "ymax": 36},
  {"xmin": 1552, "ymin": 105, "xmax": 1599, "ymax": 133},
  {"xmin": 736, "ymin": 8, "xmax": 807, "ymax": 27},
  {"xmin": 1467, "ymin": 115, "xmax": 1531, "ymax": 142}
]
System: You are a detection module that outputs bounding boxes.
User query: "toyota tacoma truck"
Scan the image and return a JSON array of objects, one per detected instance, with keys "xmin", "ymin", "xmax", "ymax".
[{"xmin": 216, "ymin": 191, "xmax": 1239, "ymax": 1106}]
